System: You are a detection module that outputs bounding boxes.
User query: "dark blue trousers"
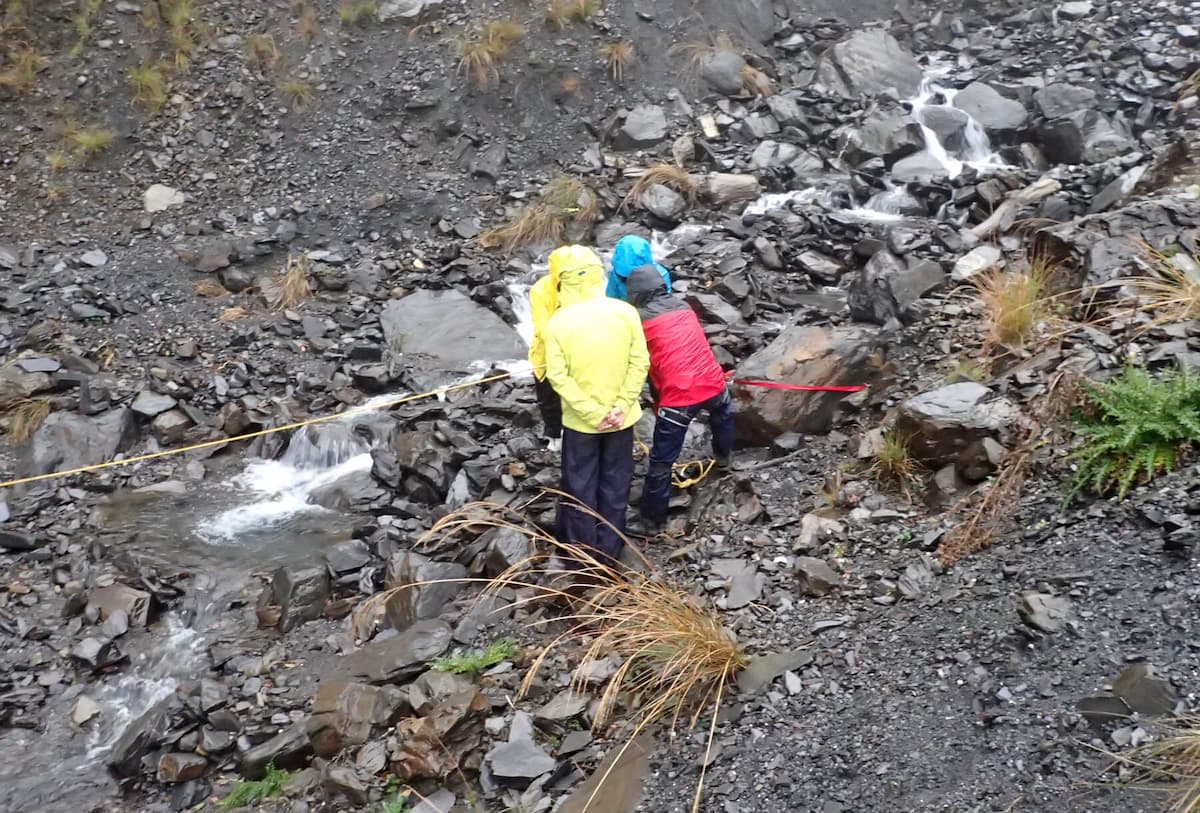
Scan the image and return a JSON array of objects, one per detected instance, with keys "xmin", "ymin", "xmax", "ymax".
[
  {"xmin": 557, "ymin": 427, "xmax": 634, "ymax": 565},
  {"xmin": 640, "ymin": 387, "xmax": 734, "ymax": 523}
]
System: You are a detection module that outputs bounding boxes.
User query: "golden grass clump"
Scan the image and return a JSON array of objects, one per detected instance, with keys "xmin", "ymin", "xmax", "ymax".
[
  {"xmin": 246, "ymin": 33, "xmax": 281, "ymax": 73},
  {"xmin": 164, "ymin": 0, "xmax": 204, "ymax": 69},
  {"xmin": 294, "ymin": 3, "xmax": 320, "ymax": 42},
  {"xmin": 741, "ymin": 64, "xmax": 774, "ymax": 97},
  {"xmin": 71, "ymin": 0, "xmax": 103, "ymax": 57},
  {"xmin": 128, "ymin": 62, "xmax": 168, "ymax": 111},
  {"xmin": 338, "ymin": 0, "xmax": 378, "ymax": 26},
  {"xmin": 546, "ymin": 0, "xmax": 601, "ymax": 29},
  {"xmin": 869, "ymin": 431, "xmax": 923, "ymax": 494},
  {"xmin": 276, "ymin": 253, "xmax": 312, "ymax": 309},
  {"xmin": 65, "ymin": 123, "xmax": 115, "ymax": 162},
  {"xmin": 218, "ymin": 305, "xmax": 249, "ymax": 323},
  {"xmin": 623, "ymin": 163, "xmax": 699, "ymax": 213},
  {"xmin": 45, "ymin": 151, "xmax": 70, "ymax": 173},
  {"xmin": 7, "ymin": 398, "xmax": 50, "ymax": 444},
  {"xmin": 192, "ymin": 278, "xmax": 228, "ymax": 297},
  {"xmin": 352, "ymin": 498, "xmax": 746, "ymax": 813},
  {"xmin": 480, "ymin": 176, "xmax": 599, "ymax": 255},
  {"xmin": 1110, "ymin": 714, "xmax": 1200, "ymax": 813},
  {"xmin": 280, "ymin": 78, "xmax": 315, "ymax": 110},
  {"xmin": 1125, "ymin": 241, "xmax": 1200, "ymax": 326},
  {"xmin": 0, "ymin": 45, "xmax": 47, "ymax": 93},
  {"xmin": 455, "ymin": 19, "xmax": 525, "ymax": 91},
  {"xmin": 670, "ymin": 31, "xmax": 739, "ymax": 81},
  {"xmin": 599, "ymin": 40, "xmax": 634, "ymax": 81},
  {"xmin": 1175, "ymin": 67, "xmax": 1200, "ymax": 112},
  {"xmin": 972, "ymin": 257, "xmax": 1055, "ymax": 351}
]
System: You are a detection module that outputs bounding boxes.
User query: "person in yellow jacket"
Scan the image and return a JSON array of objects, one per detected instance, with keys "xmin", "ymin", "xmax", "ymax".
[
  {"xmin": 543, "ymin": 245, "xmax": 650, "ymax": 565},
  {"xmin": 527, "ymin": 251, "xmax": 566, "ymax": 444}
]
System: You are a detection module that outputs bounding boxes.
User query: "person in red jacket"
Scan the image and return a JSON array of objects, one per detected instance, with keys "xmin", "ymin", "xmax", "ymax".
[{"xmin": 625, "ymin": 265, "xmax": 734, "ymax": 533}]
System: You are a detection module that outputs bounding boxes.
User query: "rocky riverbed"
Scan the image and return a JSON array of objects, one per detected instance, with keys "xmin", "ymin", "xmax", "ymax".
[{"xmin": 3, "ymin": 0, "xmax": 1200, "ymax": 811}]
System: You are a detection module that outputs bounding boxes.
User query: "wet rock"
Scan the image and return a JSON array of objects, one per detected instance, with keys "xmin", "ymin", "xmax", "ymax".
[
  {"xmin": 272, "ymin": 566, "xmax": 330, "ymax": 633},
  {"xmin": 325, "ymin": 539, "xmax": 372, "ymax": 575},
  {"xmin": 240, "ymin": 721, "xmax": 313, "ymax": 779},
  {"xmin": 847, "ymin": 250, "xmax": 946, "ymax": 325},
  {"xmin": 896, "ymin": 383, "xmax": 1019, "ymax": 476},
  {"xmin": 1033, "ymin": 84, "xmax": 1098, "ymax": 120},
  {"xmin": 797, "ymin": 250, "xmax": 844, "ymax": 284},
  {"xmin": 685, "ymin": 292, "xmax": 743, "ymax": 326},
  {"xmin": 71, "ymin": 637, "xmax": 124, "ymax": 670},
  {"xmin": 795, "ymin": 557, "xmax": 840, "ymax": 596},
  {"xmin": 308, "ymin": 680, "xmax": 410, "ymax": 757},
  {"xmin": 1112, "ymin": 664, "xmax": 1177, "ymax": 716},
  {"xmin": 952, "ymin": 245, "xmax": 1003, "ymax": 282},
  {"xmin": 920, "ymin": 106, "xmax": 970, "ymax": 152},
  {"xmin": 815, "ymin": 30, "xmax": 922, "ymax": 98},
  {"xmin": 383, "ymin": 552, "xmax": 468, "ymax": 632},
  {"xmin": 380, "ymin": 289, "xmax": 524, "ymax": 379},
  {"xmin": 890, "ymin": 151, "xmax": 951, "ymax": 184},
  {"xmin": 158, "ymin": 753, "xmax": 207, "ymax": 784},
  {"xmin": 130, "ymin": 390, "xmax": 177, "ymax": 418},
  {"xmin": 23, "ymin": 408, "xmax": 136, "ymax": 477},
  {"xmin": 487, "ymin": 737, "xmax": 555, "ymax": 784},
  {"xmin": 339, "ymin": 619, "xmax": 452, "ymax": 683},
  {"xmin": 152, "ymin": 409, "xmax": 193, "ymax": 444},
  {"xmin": 144, "ymin": 184, "xmax": 185, "ymax": 212},
  {"xmin": 840, "ymin": 103, "xmax": 924, "ymax": 164},
  {"xmin": 952, "ymin": 82, "xmax": 1027, "ymax": 133},
  {"xmin": 700, "ymin": 50, "xmax": 747, "ymax": 96},
  {"xmin": 735, "ymin": 325, "xmax": 884, "ymax": 444},
  {"xmin": 1039, "ymin": 110, "xmax": 1134, "ymax": 165},
  {"xmin": 309, "ymin": 468, "xmax": 389, "ymax": 512},
  {"xmin": 108, "ymin": 697, "xmax": 173, "ymax": 777},
  {"xmin": 615, "ymin": 104, "xmax": 668, "ymax": 150},
  {"xmin": 702, "ymin": 173, "xmax": 762, "ymax": 206},
  {"xmin": 101, "ymin": 609, "xmax": 130, "ymax": 638},
  {"xmin": 640, "ymin": 184, "xmax": 687, "ymax": 221},
  {"xmin": 0, "ymin": 529, "xmax": 38, "ymax": 551},
  {"xmin": 1018, "ymin": 592, "xmax": 1071, "ymax": 634}
]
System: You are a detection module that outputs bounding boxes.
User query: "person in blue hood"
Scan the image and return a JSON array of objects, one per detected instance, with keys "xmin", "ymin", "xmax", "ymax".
[{"xmin": 607, "ymin": 235, "xmax": 671, "ymax": 303}]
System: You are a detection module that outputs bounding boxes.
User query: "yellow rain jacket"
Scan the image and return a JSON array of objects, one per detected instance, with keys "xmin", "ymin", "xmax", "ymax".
[
  {"xmin": 527, "ymin": 252, "xmax": 564, "ymax": 382},
  {"xmin": 544, "ymin": 246, "xmax": 650, "ymax": 434}
]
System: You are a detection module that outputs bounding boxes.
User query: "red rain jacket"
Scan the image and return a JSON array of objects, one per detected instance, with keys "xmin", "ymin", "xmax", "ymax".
[{"xmin": 625, "ymin": 265, "xmax": 728, "ymax": 408}]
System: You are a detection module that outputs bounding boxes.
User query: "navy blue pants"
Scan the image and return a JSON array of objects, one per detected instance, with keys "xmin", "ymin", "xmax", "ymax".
[
  {"xmin": 641, "ymin": 387, "xmax": 735, "ymax": 523},
  {"xmin": 557, "ymin": 427, "xmax": 634, "ymax": 565}
]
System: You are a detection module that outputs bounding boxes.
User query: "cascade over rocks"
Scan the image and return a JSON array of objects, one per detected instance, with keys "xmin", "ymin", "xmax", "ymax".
[{"xmin": 952, "ymin": 82, "xmax": 1028, "ymax": 135}]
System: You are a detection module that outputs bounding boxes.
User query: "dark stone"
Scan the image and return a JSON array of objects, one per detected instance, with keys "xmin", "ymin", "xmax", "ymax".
[
  {"xmin": 108, "ymin": 697, "xmax": 173, "ymax": 777},
  {"xmin": 158, "ymin": 753, "xmax": 208, "ymax": 784},
  {"xmin": 240, "ymin": 721, "xmax": 312, "ymax": 779},
  {"xmin": 307, "ymin": 680, "xmax": 410, "ymax": 757},
  {"xmin": 272, "ymin": 566, "xmax": 330, "ymax": 633},
  {"xmin": 337, "ymin": 619, "xmax": 452, "ymax": 684},
  {"xmin": 847, "ymin": 250, "xmax": 947, "ymax": 325},
  {"xmin": 815, "ymin": 30, "xmax": 922, "ymax": 98}
]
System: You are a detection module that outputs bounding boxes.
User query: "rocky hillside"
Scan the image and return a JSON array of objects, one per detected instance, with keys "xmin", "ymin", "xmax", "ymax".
[{"xmin": 2, "ymin": 0, "xmax": 1200, "ymax": 812}]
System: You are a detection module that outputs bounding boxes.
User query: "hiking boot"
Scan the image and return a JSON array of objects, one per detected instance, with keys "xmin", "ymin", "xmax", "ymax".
[
  {"xmin": 714, "ymin": 455, "xmax": 732, "ymax": 473},
  {"xmin": 626, "ymin": 514, "xmax": 666, "ymax": 538}
]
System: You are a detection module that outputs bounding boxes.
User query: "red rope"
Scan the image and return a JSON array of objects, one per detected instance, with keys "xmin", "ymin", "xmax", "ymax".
[{"xmin": 727, "ymin": 376, "xmax": 867, "ymax": 394}]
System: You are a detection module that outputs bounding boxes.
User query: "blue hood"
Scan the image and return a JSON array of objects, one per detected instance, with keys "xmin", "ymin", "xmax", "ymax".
[{"xmin": 607, "ymin": 235, "xmax": 671, "ymax": 302}]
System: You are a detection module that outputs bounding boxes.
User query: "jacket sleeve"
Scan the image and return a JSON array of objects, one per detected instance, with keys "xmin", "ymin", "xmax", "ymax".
[
  {"xmin": 527, "ymin": 280, "xmax": 553, "ymax": 379},
  {"xmin": 545, "ymin": 325, "xmax": 609, "ymax": 429},
  {"xmin": 614, "ymin": 311, "xmax": 650, "ymax": 417}
]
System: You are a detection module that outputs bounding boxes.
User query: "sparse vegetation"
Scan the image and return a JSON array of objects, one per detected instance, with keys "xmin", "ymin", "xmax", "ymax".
[
  {"xmin": 380, "ymin": 793, "xmax": 409, "ymax": 813},
  {"xmin": 338, "ymin": 0, "xmax": 378, "ymax": 27},
  {"xmin": 432, "ymin": 639, "xmax": 517, "ymax": 676},
  {"xmin": 293, "ymin": 3, "xmax": 320, "ymax": 42},
  {"xmin": 219, "ymin": 763, "xmax": 292, "ymax": 810},
  {"xmin": 546, "ymin": 0, "xmax": 601, "ymax": 29},
  {"xmin": 480, "ymin": 175, "xmax": 599, "ymax": 254},
  {"xmin": 71, "ymin": 0, "xmax": 104, "ymax": 57},
  {"xmin": 599, "ymin": 40, "xmax": 634, "ymax": 81},
  {"xmin": 972, "ymin": 259, "xmax": 1055, "ymax": 350},
  {"xmin": 869, "ymin": 431, "xmax": 924, "ymax": 493},
  {"xmin": 740, "ymin": 64, "xmax": 774, "ymax": 97},
  {"xmin": 46, "ymin": 151, "xmax": 70, "ymax": 173},
  {"xmin": 246, "ymin": 33, "xmax": 281, "ymax": 74},
  {"xmin": 0, "ymin": 45, "xmax": 46, "ymax": 93},
  {"xmin": 65, "ymin": 123, "xmax": 115, "ymax": 162},
  {"xmin": 163, "ymin": 0, "xmax": 204, "ymax": 69},
  {"xmin": 1127, "ymin": 241, "xmax": 1200, "ymax": 326},
  {"xmin": 276, "ymin": 253, "xmax": 312, "ymax": 309},
  {"xmin": 218, "ymin": 306, "xmax": 249, "ymax": 323},
  {"xmin": 1066, "ymin": 365, "xmax": 1200, "ymax": 502},
  {"xmin": 1175, "ymin": 66, "xmax": 1200, "ymax": 111},
  {"xmin": 280, "ymin": 78, "xmax": 315, "ymax": 110},
  {"xmin": 670, "ymin": 31, "xmax": 739, "ymax": 82},
  {"xmin": 1112, "ymin": 714, "xmax": 1200, "ymax": 813},
  {"xmin": 128, "ymin": 62, "xmax": 168, "ymax": 111},
  {"xmin": 623, "ymin": 164, "xmax": 699, "ymax": 213},
  {"xmin": 6, "ymin": 398, "xmax": 50, "ymax": 444},
  {"xmin": 945, "ymin": 358, "xmax": 990, "ymax": 384},
  {"xmin": 455, "ymin": 19, "xmax": 525, "ymax": 91}
]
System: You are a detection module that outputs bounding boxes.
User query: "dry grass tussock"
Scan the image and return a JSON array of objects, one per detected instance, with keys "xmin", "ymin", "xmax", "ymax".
[
  {"xmin": 246, "ymin": 33, "xmax": 281, "ymax": 73},
  {"xmin": 192, "ymin": 278, "xmax": 228, "ymax": 297},
  {"xmin": 280, "ymin": 78, "xmax": 315, "ymax": 110},
  {"xmin": 1124, "ymin": 240, "xmax": 1200, "ymax": 327},
  {"xmin": 218, "ymin": 305, "xmax": 249, "ymax": 323},
  {"xmin": 63, "ymin": 122, "xmax": 115, "ymax": 162},
  {"xmin": 6, "ymin": 398, "xmax": 50, "ymax": 444},
  {"xmin": 869, "ymin": 430, "xmax": 924, "ymax": 495},
  {"xmin": 338, "ymin": 0, "xmax": 378, "ymax": 26},
  {"xmin": 455, "ymin": 19, "xmax": 524, "ymax": 91},
  {"xmin": 480, "ymin": 176, "xmax": 599, "ymax": 255},
  {"xmin": 128, "ymin": 62, "xmax": 168, "ymax": 112},
  {"xmin": 546, "ymin": 0, "xmax": 601, "ymax": 29},
  {"xmin": 972, "ymin": 254, "xmax": 1058, "ymax": 351},
  {"xmin": 623, "ymin": 163, "xmax": 699, "ymax": 212},
  {"xmin": 353, "ymin": 498, "xmax": 747, "ymax": 812},
  {"xmin": 1110, "ymin": 714, "xmax": 1200, "ymax": 813},
  {"xmin": 293, "ymin": 3, "xmax": 320, "ymax": 42},
  {"xmin": 1175, "ymin": 67, "xmax": 1200, "ymax": 111},
  {"xmin": 599, "ymin": 39, "xmax": 634, "ymax": 81},
  {"xmin": 276, "ymin": 254, "xmax": 312, "ymax": 309},
  {"xmin": 0, "ymin": 45, "xmax": 47, "ymax": 93}
]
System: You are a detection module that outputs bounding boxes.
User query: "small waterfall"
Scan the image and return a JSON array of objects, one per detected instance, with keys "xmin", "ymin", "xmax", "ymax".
[{"xmin": 907, "ymin": 72, "xmax": 1005, "ymax": 180}]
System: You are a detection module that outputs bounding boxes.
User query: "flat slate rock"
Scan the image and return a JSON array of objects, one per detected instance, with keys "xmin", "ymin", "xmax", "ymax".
[{"xmin": 337, "ymin": 619, "xmax": 452, "ymax": 683}]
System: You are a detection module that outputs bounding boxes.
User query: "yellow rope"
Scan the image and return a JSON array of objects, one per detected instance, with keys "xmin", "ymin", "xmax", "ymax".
[
  {"xmin": 634, "ymin": 429, "xmax": 716, "ymax": 490},
  {"xmin": 0, "ymin": 371, "xmax": 517, "ymax": 490}
]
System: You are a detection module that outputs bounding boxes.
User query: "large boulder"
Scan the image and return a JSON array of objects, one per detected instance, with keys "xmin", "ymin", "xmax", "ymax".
[
  {"xmin": 0, "ymin": 365, "xmax": 51, "ymax": 410},
  {"xmin": 896, "ymin": 383, "xmax": 1020, "ymax": 479},
  {"xmin": 918, "ymin": 106, "xmax": 970, "ymax": 153},
  {"xmin": 23, "ymin": 408, "xmax": 136, "ymax": 477},
  {"xmin": 815, "ymin": 30, "xmax": 922, "ymax": 99},
  {"xmin": 952, "ymin": 82, "xmax": 1027, "ymax": 134},
  {"xmin": 614, "ymin": 105, "xmax": 668, "ymax": 150},
  {"xmin": 382, "ymin": 551, "xmax": 469, "ymax": 632},
  {"xmin": 380, "ymin": 289, "xmax": 524, "ymax": 379},
  {"xmin": 890, "ymin": 151, "xmax": 951, "ymax": 184},
  {"xmin": 1033, "ymin": 83, "xmax": 1098, "ymax": 120},
  {"xmin": 272, "ymin": 566, "xmax": 330, "ymax": 633},
  {"xmin": 838, "ymin": 103, "xmax": 925, "ymax": 165},
  {"xmin": 847, "ymin": 250, "xmax": 947, "ymax": 325},
  {"xmin": 700, "ymin": 50, "xmax": 747, "ymax": 96},
  {"xmin": 1038, "ymin": 110, "xmax": 1135, "ymax": 164},
  {"xmin": 734, "ymin": 326, "xmax": 885, "ymax": 444},
  {"xmin": 337, "ymin": 619, "xmax": 452, "ymax": 684}
]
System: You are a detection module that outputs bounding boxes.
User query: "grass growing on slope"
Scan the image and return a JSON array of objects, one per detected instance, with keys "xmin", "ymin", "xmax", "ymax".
[
  {"xmin": 1126, "ymin": 241, "xmax": 1200, "ymax": 326},
  {"xmin": 480, "ymin": 176, "xmax": 599, "ymax": 254},
  {"xmin": 128, "ymin": 62, "xmax": 168, "ymax": 111},
  {"xmin": 1112, "ymin": 714, "xmax": 1200, "ymax": 813},
  {"xmin": 0, "ymin": 45, "xmax": 47, "ymax": 93},
  {"xmin": 432, "ymin": 639, "xmax": 516, "ymax": 676},
  {"xmin": 220, "ymin": 763, "xmax": 292, "ymax": 809},
  {"xmin": 546, "ymin": 0, "xmax": 601, "ymax": 29},
  {"xmin": 64, "ymin": 123, "xmax": 115, "ymax": 162},
  {"xmin": 454, "ymin": 19, "xmax": 524, "ymax": 91},
  {"xmin": 972, "ymin": 259, "xmax": 1055, "ymax": 350},
  {"xmin": 623, "ymin": 163, "xmax": 699, "ymax": 212},
  {"xmin": 599, "ymin": 39, "xmax": 634, "ymax": 81},
  {"xmin": 6, "ymin": 398, "xmax": 50, "ymax": 443},
  {"xmin": 1067, "ymin": 365, "xmax": 1200, "ymax": 502},
  {"xmin": 869, "ymin": 431, "xmax": 924, "ymax": 494}
]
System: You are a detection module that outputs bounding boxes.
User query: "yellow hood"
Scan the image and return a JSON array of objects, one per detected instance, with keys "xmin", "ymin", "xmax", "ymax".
[{"xmin": 551, "ymin": 245, "xmax": 605, "ymax": 308}]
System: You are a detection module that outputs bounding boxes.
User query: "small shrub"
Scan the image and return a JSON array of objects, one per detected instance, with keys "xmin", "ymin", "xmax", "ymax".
[
  {"xmin": 246, "ymin": 33, "xmax": 281, "ymax": 73},
  {"xmin": 870, "ymin": 431, "xmax": 924, "ymax": 493},
  {"xmin": 432, "ymin": 639, "xmax": 517, "ymax": 676},
  {"xmin": 599, "ymin": 40, "xmax": 633, "ymax": 81},
  {"xmin": 455, "ymin": 19, "xmax": 524, "ymax": 91},
  {"xmin": 280, "ymin": 78, "xmax": 314, "ymax": 110},
  {"xmin": 380, "ymin": 793, "xmax": 409, "ymax": 813},
  {"xmin": 623, "ymin": 163, "xmax": 698, "ymax": 213},
  {"xmin": 338, "ymin": 0, "xmax": 378, "ymax": 26},
  {"xmin": 480, "ymin": 175, "xmax": 598, "ymax": 254},
  {"xmin": 1066, "ymin": 365, "xmax": 1200, "ymax": 502},
  {"xmin": 128, "ymin": 62, "xmax": 168, "ymax": 111},
  {"xmin": 6, "ymin": 398, "xmax": 50, "ymax": 443},
  {"xmin": 972, "ymin": 259, "xmax": 1054, "ymax": 350},
  {"xmin": 0, "ymin": 45, "xmax": 48, "ymax": 93},
  {"xmin": 546, "ymin": 0, "xmax": 601, "ymax": 29},
  {"xmin": 220, "ymin": 763, "xmax": 291, "ymax": 810},
  {"xmin": 66, "ymin": 124, "xmax": 115, "ymax": 162}
]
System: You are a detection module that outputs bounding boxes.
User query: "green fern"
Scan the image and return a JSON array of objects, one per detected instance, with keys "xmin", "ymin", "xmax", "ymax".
[
  {"xmin": 220, "ymin": 763, "xmax": 292, "ymax": 809},
  {"xmin": 431, "ymin": 639, "xmax": 516, "ymax": 676},
  {"xmin": 1067, "ymin": 365, "xmax": 1200, "ymax": 502}
]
